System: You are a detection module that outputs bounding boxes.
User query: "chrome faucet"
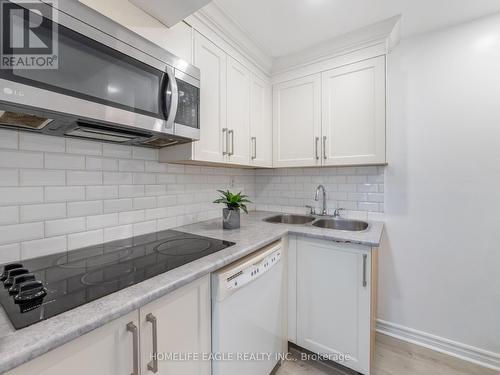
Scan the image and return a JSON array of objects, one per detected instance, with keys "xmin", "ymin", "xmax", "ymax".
[{"xmin": 314, "ymin": 185, "xmax": 327, "ymax": 216}]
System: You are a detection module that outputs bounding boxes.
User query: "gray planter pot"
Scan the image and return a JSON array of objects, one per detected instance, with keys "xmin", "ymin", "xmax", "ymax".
[{"xmin": 222, "ymin": 208, "xmax": 240, "ymax": 229}]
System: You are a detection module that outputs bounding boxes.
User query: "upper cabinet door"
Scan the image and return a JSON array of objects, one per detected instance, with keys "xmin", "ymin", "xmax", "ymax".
[
  {"xmin": 273, "ymin": 74, "xmax": 322, "ymax": 167},
  {"xmin": 250, "ymin": 74, "xmax": 273, "ymax": 167},
  {"xmin": 193, "ymin": 31, "xmax": 227, "ymax": 163},
  {"xmin": 321, "ymin": 56, "xmax": 386, "ymax": 166},
  {"xmin": 227, "ymin": 57, "xmax": 251, "ymax": 165}
]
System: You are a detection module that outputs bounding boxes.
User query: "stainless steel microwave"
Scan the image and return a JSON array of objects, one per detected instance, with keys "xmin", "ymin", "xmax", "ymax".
[{"xmin": 0, "ymin": 0, "xmax": 200, "ymax": 147}]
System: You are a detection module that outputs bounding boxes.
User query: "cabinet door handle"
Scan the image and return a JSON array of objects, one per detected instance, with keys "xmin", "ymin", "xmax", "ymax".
[
  {"xmin": 222, "ymin": 128, "xmax": 228, "ymax": 155},
  {"xmin": 315, "ymin": 137, "xmax": 319, "ymax": 160},
  {"xmin": 251, "ymin": 137, "xmax": 256, "ymax": 160},
  {"xmin": 228, "ymin": 129, "xmax": 234, "ymax": 156},
  {"xmin": 362, "ymin": 254, "xmax": 368, "ymax": 287},
  {"xmin": 146, "ymin": 313, "xmax": 159, "ymax": 373},
  {"xmin": 323, "ymin": 136, "xmax": 327, "ymax": 160},
  {"xmin": 126, "ymin": 322, "xmax": 139, "ymax": 375}
]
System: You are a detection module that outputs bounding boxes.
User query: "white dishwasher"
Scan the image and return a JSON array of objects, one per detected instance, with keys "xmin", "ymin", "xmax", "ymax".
[{"xmin": 212, "ymin": 240, "xmax": 285, "ymax": 375}]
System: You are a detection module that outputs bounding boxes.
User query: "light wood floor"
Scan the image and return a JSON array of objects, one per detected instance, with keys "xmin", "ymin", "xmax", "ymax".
[{"xmin": 276, "ymin": 333, "xmax": 500, "ymax": 375}]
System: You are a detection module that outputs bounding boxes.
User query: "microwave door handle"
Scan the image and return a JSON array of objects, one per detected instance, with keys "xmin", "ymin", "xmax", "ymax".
[{"xmin": 165, "ymin": 67, "xmax": 178, "ymax": 131}]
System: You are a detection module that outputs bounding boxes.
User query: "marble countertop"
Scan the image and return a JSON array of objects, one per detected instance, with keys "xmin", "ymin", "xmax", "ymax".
[{"xmin": 0, "ymin": 211, "xmax": 383, "ymax": 373}]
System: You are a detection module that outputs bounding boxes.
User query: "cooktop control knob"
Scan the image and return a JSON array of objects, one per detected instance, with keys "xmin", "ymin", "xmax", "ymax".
[
  {"xmin": 3, "ymin": 268, "xmax": 29, "ymax": 288},
  {"xmin": 14, "ymin": 281, "xmax": 47, "ymax": 304},
  {"xmin": 0, "ymin": 263, "xmax": 23, "ymax": 282},
  {"xmin": 8, "ymin": 274, "xmax": 36, "ymax": 295}
]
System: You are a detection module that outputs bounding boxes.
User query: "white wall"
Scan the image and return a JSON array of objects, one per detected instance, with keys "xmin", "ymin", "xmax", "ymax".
[{"xmin": 380, "ymin": 12, "xmax": 500, "ymax": 357}]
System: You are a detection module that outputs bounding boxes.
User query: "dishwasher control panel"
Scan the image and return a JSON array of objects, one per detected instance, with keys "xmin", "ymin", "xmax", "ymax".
[
  {"xmin": 226, "ymin": 249, "xmax": 281, "ymax": 291},
  {"xmin": 212, "ymin": 241, "xmax": 282, "ymax": 301}
]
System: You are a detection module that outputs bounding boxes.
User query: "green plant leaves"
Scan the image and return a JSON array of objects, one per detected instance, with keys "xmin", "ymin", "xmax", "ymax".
[{"xmin": 213, "ymin": 189, "xmax": 252, "ymax": 213}]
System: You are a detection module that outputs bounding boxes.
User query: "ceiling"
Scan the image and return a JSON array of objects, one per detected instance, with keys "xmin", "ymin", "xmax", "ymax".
[{"xmin": 214, "ymin": 0, "xmax": 500, "ymax": 58}]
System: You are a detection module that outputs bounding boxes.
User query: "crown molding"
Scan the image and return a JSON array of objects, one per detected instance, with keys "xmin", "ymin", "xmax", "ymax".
[
  {"xmin": 272, "ymin": 15, "xmax": 401, "ymax": 75},
  {"xmin": 186, "ymin": 2, "xmax": 273, "ymax": 76}
]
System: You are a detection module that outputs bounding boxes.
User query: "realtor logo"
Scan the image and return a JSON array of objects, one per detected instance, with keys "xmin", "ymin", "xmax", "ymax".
[{"xmin": 0, "ymin": 0, "xmax": 58, "ymax": 69}]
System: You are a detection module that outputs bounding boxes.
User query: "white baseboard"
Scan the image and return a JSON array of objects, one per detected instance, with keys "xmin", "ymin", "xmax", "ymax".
[{"xmin": 376, "ymin": 319, "xmax": 500, "ymax": 372}]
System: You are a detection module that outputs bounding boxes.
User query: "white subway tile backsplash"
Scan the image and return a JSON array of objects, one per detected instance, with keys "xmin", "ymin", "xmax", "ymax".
[
  {"xmin": 67, "ymin": 171, "xmax": 102, "ymax": 186},
  {"xmin": 68, "ymin": 200, "xmax": 103, "ymax": 217},
  {"xmin": 20, "ymin": 203, "xmax": 66, "ymax": 222},
  {"xmin": 0, "ymin": 187, "xmax": 44, "ymax": 205},
  {"xmin": 103, "ymin": 198, "xmax": 133, "ymax": 213},
  {"xmin": 119, "ymin": 210, "xmax": 145, "ymax": 224},
  {"xmin": 255, "ymin": 165, "xmax": 384, "ymax": 216},
  {"xmin": 86, "ymin": 185, "xmax": 118, "ymax": 200},
  {"xmin": 20, "ymin": 169, "xmax": 65, "ymax": 186},
  {"xmin": 46, "ymin": 217, "xmax": 86, "ymax": 236},
  {"xmin": 102, "ymin": 143, "xmax": 131, "ymax": 159},
  {"xmin": 133, "ymin": 173, "xmax": 156, "ymax": 185},
  {"xmin": 0, "ymin": 150, "xmax": 43, "ymax": 169},
  {"xmin": 66, "ymin": 138, "xmax": 102, "ymax": 155},
  {"xmin": 45, "ymin": 153, "xmax": 85, "ymax": 170},
  {"xmin": 21, "ymin": 236, "xmax": 67, "ymax": 258},
  {"xmin": 86, "ymin": 157, "xmax": 118, "ymax": 171},
  {"xmin": 86, "ymin": 213, "xmax": 118, "ymax": 230},
  {"xmin": 119, "ymin": 185, "xmax": 144, "ymax": 198},
  {"xmin": 0, "ymin": 222, "xmax": 44, "ymax": 245},
  {"xmin": 104, "ymin": 225, "xmax": 133, "ymax": 242},
  {"xmin": 133, "ymin": 196, "xmax": 156, "ymax": 209},
  {"xmin": 119, "ymin": 159, "xmax": 144, "ymax": 172},
  {"xmin": 19, "ymin": 133, "xmax": 65, "ymax": 153},
  {"xmin": 45, "ymin": 186, "xmax": 85, "ymax": 202},
  {"xmin": 0, "ymin": 169, "xmax": 19, "ymax": 186},
  {"xmin": 0, "ymin": 206, "xmax": 18, "ymax": 225},
  {"xmin": 145, "ymin": 184, "xmax": 166, "ymax": 196},
  {"xmin": 0, "ymin": 129, "xmax": 18, "ymax": 149},
  {"xmin": 132, "ymin": 147, "xmax": 158, "ymax": 160},
  {"xmin": 0, "ymin": 132, "xmax": 383, "ymax": 262},
  {"xmin": 103, "ymin": 172, "xmax": 132, "ymax": 185},
  {"xmin": 133, "ymin": 220, "xmax": 156, "ymax": 236},
  {"xmin": 68, "ymin": 230, "xmax": 103, "ymax": 250},
  {"xmin": 0, "ymin": 243, "xmax": 21, "ymax": 263}
]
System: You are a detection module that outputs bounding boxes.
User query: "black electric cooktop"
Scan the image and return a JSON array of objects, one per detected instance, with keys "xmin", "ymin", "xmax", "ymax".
[{"xmin": 0, "ymin": 230, "xmax": 234, "ymax": 329}]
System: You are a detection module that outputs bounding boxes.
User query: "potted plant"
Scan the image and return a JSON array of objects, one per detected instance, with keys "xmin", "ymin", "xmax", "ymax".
[{"xmin": 213, "ymin": 190, "xmax": 251, "ymax": 229}]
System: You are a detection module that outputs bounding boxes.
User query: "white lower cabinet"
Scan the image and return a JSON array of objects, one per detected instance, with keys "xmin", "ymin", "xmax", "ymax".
[
  {"xmin": 140, "ymin": 274, "xmax": 211, "ymax": 375},
  {"xmin": 6, "ymin": 275, "xmax": 211, "ymax": 375},
  {"xmin": 5, "ymin": 310, "xmax": 140, "ymax": 375},
  {"xmin": 288, "ymin": 236, "xmax": 377, "ymax": 375}
]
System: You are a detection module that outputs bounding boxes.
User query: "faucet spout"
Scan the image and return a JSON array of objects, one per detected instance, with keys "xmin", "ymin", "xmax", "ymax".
[{"xmin": 314, "ymin": 185, "xmax": 327, "ymax": 216}]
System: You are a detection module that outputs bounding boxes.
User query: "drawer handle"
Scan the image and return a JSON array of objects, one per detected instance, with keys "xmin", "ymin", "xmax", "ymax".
[
  {"xmin": 126, "ymin": 322, "xmax": 139, "ymax": 375},
  {"xmin": 362, "ymin": 254, "xmax": 368, "ymax": 287},
  {"xmin": 147, "ymin": 313, "xmax": 159, "ymax": 373}
]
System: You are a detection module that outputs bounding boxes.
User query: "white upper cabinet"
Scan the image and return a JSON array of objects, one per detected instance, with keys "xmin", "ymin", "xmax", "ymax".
[
  {"xmin": 321, "ymin": 56, "xmax": 386, "ymax": 165},
  {"xmin": 192, "ymin": 31, "xmax": 227, "ymax": 163},
  {"xmin": 273, "ymin": 74, "xmax": 322, "ymax": 167},
  {"xmin": 250, "ymin": 74, "xmax": 273, "ymax": 167},
  {"xmin": 79, "ymin": 0, "xmax": 193, "ymax": 63},
  {"xmin": 226, "ymin": 56, "xmax": 251, "ymax": 165}
]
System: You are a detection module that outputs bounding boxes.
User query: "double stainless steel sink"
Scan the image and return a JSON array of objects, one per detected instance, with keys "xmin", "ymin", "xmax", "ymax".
[{"xmin": 263, "ymin": 214, "xmax": 369, "ymax": 232}]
